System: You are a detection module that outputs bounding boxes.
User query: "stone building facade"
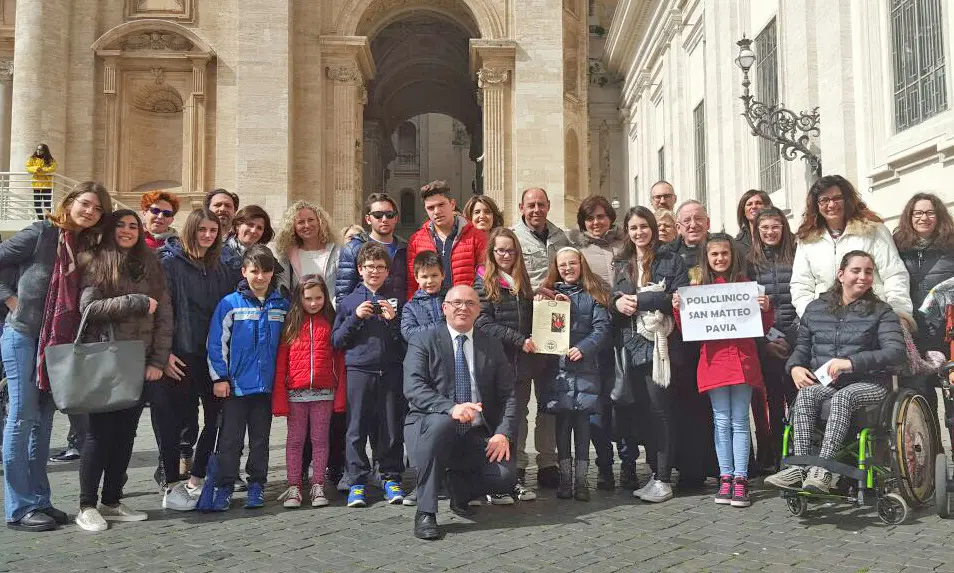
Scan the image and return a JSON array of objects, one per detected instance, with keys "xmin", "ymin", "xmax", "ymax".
[
  {"xmin": 604, "ymin": 0, "xmax": 954, "ymax": 232},
  {"xmin": 1, "ymin": 0, "xmax": 593, "ymax": 228}
]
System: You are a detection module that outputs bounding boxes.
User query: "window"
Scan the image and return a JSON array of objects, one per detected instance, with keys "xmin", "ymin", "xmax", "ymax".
[
  {"xmin": 400, "ymin": 190, "xmax": 416, "ymax": 223},
  {"xmin": 891, "ymin": 0, "xmax": 948, "ymax": 131},
  {"xmin": 755, "ymin": 20, "xmax": 781, "ymax": 193},
  {"xmin": 657, "ymin": 146, "xmax": 665, "ymax": 181},
  {"xmin": 693, "ymin": 101, "xmax": 708, "ymax": 206}
]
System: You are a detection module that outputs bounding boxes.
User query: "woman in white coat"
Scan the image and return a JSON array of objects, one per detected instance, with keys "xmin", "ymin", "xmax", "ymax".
[{"xmin": 790, "ymin": 175, "xmax": 912, "ymax": 322}]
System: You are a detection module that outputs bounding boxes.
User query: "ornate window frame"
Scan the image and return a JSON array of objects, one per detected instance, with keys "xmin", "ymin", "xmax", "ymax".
[{"xmin": 124, "ymin": 0, "xmax": 196, "ymax": 24}]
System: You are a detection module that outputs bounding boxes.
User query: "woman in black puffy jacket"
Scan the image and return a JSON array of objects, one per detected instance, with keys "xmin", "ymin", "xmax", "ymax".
[
  {"xmin": 474, "ymin": 227, "xmax": 541, "ymax": 503},
  {"xmin": 746, "ymin": 207, "xmax": 797, "ymax": 472},
  {"xmin": 764, "ymin": 250, "xmax": 906, "ymax": 494}
]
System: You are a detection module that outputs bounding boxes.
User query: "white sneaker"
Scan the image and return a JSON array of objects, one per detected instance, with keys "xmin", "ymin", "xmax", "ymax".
[
  {"xmin": 98, "ymin": 503, "xmax": 147, "ymax": 522},
  {"xmin": 764, "ymin": 466, "xmax": 807, "ymax": 490},
  {"xmin": 513, "ymin": 481, "xmax": 537, "ymax": 501},
  {"xmin": 633, "ymin": 475, "xmax": 656, "ymax": 499},
  {"xmin": 310, "ymin": 484, "xmax": 329, "ymax": 508},
  {"xmin": 185, "ymin": 479, "xmax": 202, "ymax": 497},
  {"xmin": 75, "ymin": 507, "xmax": 108, "ymax": 532},
  {"xmin": 640, "ymin": 479, "xmax": 674, "ymax": 503},
  {"xmin": 278, "ymin": 485, "xmax": 302, "ymax": 509},
  {"xmin": 162, "ymin": 482, "xmax": 198, "ymax": 511},
  {"xmin": 487, "ymin": 493, "xmax": 515, "ymax": 505},
  {"xmin": 802, "ymin": 466, "xmax": 833, "ymax": 494}
]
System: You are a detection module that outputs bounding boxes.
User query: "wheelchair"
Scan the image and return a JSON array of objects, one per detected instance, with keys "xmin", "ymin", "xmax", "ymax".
[
  {"xmin": 778, "ymin": 374, "xmax": 941, "ymax": 525},
  {"xmin": 933, "ymin": 363, "xmax": 954, "ymax": 519}
]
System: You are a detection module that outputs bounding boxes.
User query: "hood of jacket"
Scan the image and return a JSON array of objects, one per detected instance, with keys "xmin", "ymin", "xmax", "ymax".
[
  {"xmin": 417, "ymin": 214, "xmax": 472, "ymax": 238},
  {"xmin": 566, "ymin": 227, "xmax": 623, "ymax": 250},
  {"xmin": 802, "ymin": 217, "xmax": 880, "ymax": 244}
]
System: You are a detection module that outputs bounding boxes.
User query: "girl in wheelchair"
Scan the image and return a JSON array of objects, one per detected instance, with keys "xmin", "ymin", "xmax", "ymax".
[{"xmin": 765, "ymin": 250, "xmax": 906, "ymax": 493}]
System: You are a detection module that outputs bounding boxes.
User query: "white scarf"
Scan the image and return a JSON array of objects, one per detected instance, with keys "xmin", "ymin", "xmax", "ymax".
[{"xmin": 634, "ymin": 279, "xmax": 674, "ymax": 387}]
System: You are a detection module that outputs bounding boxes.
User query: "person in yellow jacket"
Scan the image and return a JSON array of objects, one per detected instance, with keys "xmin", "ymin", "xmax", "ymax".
[{"xmin": 25, "ymin": 143, "xmax": 56, "ymax": 220}]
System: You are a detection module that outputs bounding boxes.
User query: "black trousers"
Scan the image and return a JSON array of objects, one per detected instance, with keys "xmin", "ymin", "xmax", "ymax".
[
  {"xmin": 615, "ymin": 364, "xmax": 675, "ymax": 482},
  {"xmin": 345, "ymin": 367, "xmax": 405, "ymax": 485},
  {"xmin": 216, "ymin": 394, "xmax": 272, "ymax": 488},
  {"xmin": 34, "ymin": 189, "xmax": 52, "ymax": 220},
  {"xmin": 144, "ymin": 380, "xmax": 185, "ymax": 483},
  {"xmin": 181, "ymin": 355, "xmax": 222, "ymax": 479},
  {"xmin": 78, "ymin": 405, "xmax": 140, "ymax": 508},
  {"xmin": 556, "ymin": 411, "xmax": 591, "ymax": 462},
  {"xmin": 671, "ymin": 350, "xmax": 718, "ymax": 483},
  {"xmin": 65, "ymin": 413, "xmax": 89, "ymax": 451},
  {"xmin": 405, "ymin": 413, "xmax": 517, "ymax": 515},
  {"xmin": 757, "ymin": 354, "xmax": 796, "ymax": 470}
]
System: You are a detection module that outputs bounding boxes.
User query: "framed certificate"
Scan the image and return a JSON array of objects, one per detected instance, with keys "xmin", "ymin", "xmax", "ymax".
[{"xmin": 532, "ymin": 299, "xmax": 571, "ymax": 355}]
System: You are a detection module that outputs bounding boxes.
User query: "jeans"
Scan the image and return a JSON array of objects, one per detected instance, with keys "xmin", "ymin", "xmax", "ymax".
[
  {"xmin": 615, "ymin": 364, "xmax": 674, "ymax": 482},
  {"xmin": 1, "ymin": 327, "xmax": 55, "ymax": 522},
  {"xmin": 144, "ymin": 380, "xmax": 190, "ymax": 483},
  {"xmin": 79, "ymin": 405, "xmax": 140, "ymax": 508},
  {"xmin": 708, "ymin": 384, "xmax": 753, "ymax": 479},
  {"xmin": 65, "ymin": 413, "xmax": 88, "ymax": 451}
]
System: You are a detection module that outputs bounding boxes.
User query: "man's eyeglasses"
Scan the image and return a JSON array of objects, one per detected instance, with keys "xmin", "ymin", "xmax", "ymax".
[
  {"xmin": 652, "ymin": 193, "xmax": 675, "ymax": 202},
  {"xmin": 444, "ymin": 300, "xmax": 479, "ymax": 309},
  {"xmin": 370, "ymin": 211, "xmax": 397, "ymax": 220},
  {"xmin": 148, "ymin": 207, "xmax": 175, "ymax": 218},
  {"xmin": 678, "ymin": 216, "xmax": 707, "ymax": 227},
  {"xmin": 817, "ymin": 195, "xmax": 844, "ymax": 206},
  {"xmin": 913, "ymin": 210, "xmax": 937, "ymax": 219}
]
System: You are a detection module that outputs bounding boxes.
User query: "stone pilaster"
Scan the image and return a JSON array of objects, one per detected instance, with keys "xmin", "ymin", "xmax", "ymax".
[
  {"xmin": 10, "ymin": 0, "xmax": 70, "ymax": 171},
  {"xmin": 471, "ymin": 40, "xmax": 516, "ymax": 221},
  {"xmin": 0, "ymin": 60, "xmax": 12, "ymax": 171},
  {"xmin": 363, "ymin": 119, "xmax": 384, "ymax": 195},
  {"xmin": 183, "ymin": 57, "xmax": 210, "ymax": 195}
]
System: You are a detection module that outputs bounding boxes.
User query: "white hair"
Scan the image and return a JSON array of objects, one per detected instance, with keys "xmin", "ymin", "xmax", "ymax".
[{"xmin": 676, "ymin": 199, "xmax": 708, "ymax": 218}]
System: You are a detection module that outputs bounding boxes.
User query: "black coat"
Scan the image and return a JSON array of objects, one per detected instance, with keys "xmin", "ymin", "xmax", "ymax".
[
  {"xmin": 786, "ymin": 293, "xmax": 906, "ymax": 384},
  {"xmin": 610, "ymin": 248, "xmax": 689, "ymax": 366},
  {"xmin": 159, "ymin": 241, "xmax": 240, "ymax": 357},
  {"xmin": 900, "ymin": 243, "xmax": 954, "ymax": 349},
  {"xmin": 747, "ymin": 247, "xmax": 797, "ymax": 339},
  {"xmin": 0, "ymin": 221, "xmax": 64, "ymax": 338},
  {"xmin": 473, "ymin": 272, "xmax": 541, "ymax": 380},
  {"xmin": 403, "ymin": 325, "xmax": 517, "ymax": 440}
]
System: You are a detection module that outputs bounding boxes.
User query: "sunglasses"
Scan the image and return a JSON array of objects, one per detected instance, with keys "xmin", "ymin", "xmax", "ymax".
[
  {"xmin": 148, "ymin": 207, "xmax": 175, "ymax": 218},
  {"xmin": 370, "ymin": 210, "xmax": 397, "ymax": 220}
]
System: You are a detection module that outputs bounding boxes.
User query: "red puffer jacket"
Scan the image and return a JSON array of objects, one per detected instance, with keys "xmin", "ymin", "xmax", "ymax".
[
  {"xmin": 272, "ymin": 314, "xmax": 347, "ymax": 416},
  {"xmin": 406, "ymin": 216, "xmax": 487, "ymax": 300},
  {"xmin": 673, "ymin": 277, "xmax": 774, "ymax": 393}
]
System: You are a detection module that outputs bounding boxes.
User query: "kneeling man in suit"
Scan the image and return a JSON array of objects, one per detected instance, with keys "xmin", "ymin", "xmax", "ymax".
[{"xmin": 404, "ymin": 285, "xmax": 517, "ymax": 540}]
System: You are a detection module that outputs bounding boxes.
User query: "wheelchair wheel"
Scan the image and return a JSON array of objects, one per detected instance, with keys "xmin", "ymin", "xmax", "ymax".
[
  {"xmin": 936, "ymin": 452, "xmax": 951, "ymax": 519},
  {"xmin": 891, "ymin": 390, "xmax": 940, "ymax": 507},
  {"xmin": 878, "ymin": 493, "xmax": 909, "ymax": 525},
  {"xmin": 786, "ymin": 496, "xmax": 808, "ymax": 517}
]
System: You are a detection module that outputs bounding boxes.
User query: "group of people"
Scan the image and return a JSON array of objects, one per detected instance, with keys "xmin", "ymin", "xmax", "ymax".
[{"xmin": 0, "ymin": 167, "xmax": 951, "ymax": 541}]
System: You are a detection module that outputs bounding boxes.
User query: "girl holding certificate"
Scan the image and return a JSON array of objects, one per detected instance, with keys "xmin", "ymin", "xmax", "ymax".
[{"xmin": 538, "ymin": 247, "xmax": 610, "ymax": 501}]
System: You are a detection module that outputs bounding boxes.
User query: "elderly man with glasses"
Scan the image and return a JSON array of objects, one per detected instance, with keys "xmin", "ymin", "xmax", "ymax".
[{"xmin": 403, "ymin": 285, "xmax": 517, "ymax": 540}]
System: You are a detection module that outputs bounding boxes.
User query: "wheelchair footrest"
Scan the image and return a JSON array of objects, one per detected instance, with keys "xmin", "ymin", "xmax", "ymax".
[{"xmin": 782, "ymin": 456, "xmax": 867, "ymax": 482}]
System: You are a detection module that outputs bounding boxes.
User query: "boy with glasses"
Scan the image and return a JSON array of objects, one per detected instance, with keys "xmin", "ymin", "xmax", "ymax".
[
  {"xmin": 332, "ymin": 242, "xmax": 407, "ymax": 507},
  {"xmin": 335, "ymin": 193, "xmax": 408, "ymax": 306}
]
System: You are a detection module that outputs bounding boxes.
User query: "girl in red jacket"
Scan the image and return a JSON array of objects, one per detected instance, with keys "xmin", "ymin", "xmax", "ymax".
[
  {"xmin": 672, "ymin": 233, "xmax": 773, "ymax": 508},
  {"xmin": 273, "ymin": 274, "xmax": 346, "ymax": 508}
]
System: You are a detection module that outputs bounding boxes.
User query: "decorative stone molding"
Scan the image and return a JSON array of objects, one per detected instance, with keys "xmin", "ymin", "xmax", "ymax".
[
  {"xmin": 132, "ymin": 67, "xmax": 184, "ymax": 113},
  {"xmin": 125, "ymin": 0, "xmax": 195, "ymax": 23},
  {"xmin": 477, "ymin": 67, "xmax": 509, "ymax": 88},
  {"xmin": 122, "ymin": 31, "xmax": 193, "ymax": 51},
  {"xmin": 326, "ymin": 64, "xmax": 363, "ymax": 85},
  {"xmin": 0, "ymin": 59, "xmax": 12, "ymax": 82}
]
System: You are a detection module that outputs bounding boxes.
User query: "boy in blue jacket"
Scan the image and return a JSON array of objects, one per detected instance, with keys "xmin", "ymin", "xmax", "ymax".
[
  {"xmin": 333, "ymin": 242, "xmax": 406, "ymax": 507},
  {"xmin": 400, "ymin": 251, "xmax": 446, "ymax": 341},
  {"xmin": 206, "ymin": 245, "xmax": 289, "ymax": 510}
]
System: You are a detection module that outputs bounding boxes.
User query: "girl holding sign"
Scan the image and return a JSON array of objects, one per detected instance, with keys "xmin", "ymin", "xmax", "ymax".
[
  {"xmin": 538, "ymin": 247, "xmax": 610, "ymax": 501},
  {"xmin": 672, "ymin": 233, "xmax": 773, "ymax": 508}
]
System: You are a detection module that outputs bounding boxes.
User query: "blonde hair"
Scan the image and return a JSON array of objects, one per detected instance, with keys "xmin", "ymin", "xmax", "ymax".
[{"xmin": 275, "ymin": 200, "xmax": 337, "ymax": 255}]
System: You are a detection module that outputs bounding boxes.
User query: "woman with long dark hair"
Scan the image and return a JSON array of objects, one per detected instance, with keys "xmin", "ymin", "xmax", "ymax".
[
  {"xmin": 734, "ymin": 189, "xmax": 772, "ymax": 257},
  {"xmin": 746, "ymin": 207, "xmax": 798, "ymax": 473},
  {"xmin": 790, "ymin": 175, "xmax": 911, "ymax": 320},
  {"xmin": 26, "ymin": 144, "xmax": 57, "ymax": 220},
  {"xmin": 610, "ymin": 206, "xmax": 689, "ymax": 502},
  {"xmin": 463, "ymin": 194, "xmax": 505, "ymax": 233},
  {"xmin": 765, "ymin": 250, "xmax": 906, "ymax": 493},
  {"xmin": 73, "ymin": 210, "xmax": 173, "ymax": 531},
  {"xmin": 0, "ymin": 182, "xmax": 112, "ymax": 532},
  {"xmin": 158, "ymin": 208, "xmax": 237, "ymax": 511}
]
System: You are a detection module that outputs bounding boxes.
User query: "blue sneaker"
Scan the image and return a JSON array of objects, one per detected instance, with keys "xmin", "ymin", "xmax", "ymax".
[
  {"xmin": 383, "ymin": 480, "xmax": 404, "ymax": 505},
  {"xmin": 245, "ymin": 482, "xmax": 265, "ymax": 509},
  {"xmin": 211, "ymin": 486, "xmax": 232, "ymax": 512},
  {"xmin": 347, "ymin": 485, "xmax": 367, "ymax": 508}
]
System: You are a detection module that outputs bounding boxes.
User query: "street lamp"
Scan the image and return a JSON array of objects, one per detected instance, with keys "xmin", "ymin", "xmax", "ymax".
[{"xmin": 735, "ymin": 36, "xmax": 823, "ymax": 181}]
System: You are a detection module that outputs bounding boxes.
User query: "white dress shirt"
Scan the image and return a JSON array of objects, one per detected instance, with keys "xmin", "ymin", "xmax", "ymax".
[{"xmin": 446, "ymin": 323, "xmax": 483, "ymax": 425}]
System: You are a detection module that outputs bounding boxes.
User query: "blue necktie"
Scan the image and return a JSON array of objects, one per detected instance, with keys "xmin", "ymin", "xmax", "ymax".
[{"xmin": 455, "ymin": 334, "xmax": 471, "ymax": 434}]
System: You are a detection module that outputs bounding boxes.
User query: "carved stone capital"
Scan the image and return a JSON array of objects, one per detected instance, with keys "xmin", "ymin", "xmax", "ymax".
[
  {"xmin": 326, "ymin": 64, "xmax": 362, "ymax": 85},
  {"xmin": 0, "ymin": 60, "xmax": 12, "ymax": 81},
  {"xmin": 477, "ymin": 67, "xmax": 510, "ymax": 89}
]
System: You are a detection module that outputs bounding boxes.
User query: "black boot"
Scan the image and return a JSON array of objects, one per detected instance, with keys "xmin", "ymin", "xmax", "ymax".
[
  {"xmin": 556, "ymin": 459, "xmax": 573, "ymax": 499},
  {"xmin": 619, "ymin": 462, "xmax": 639, "ymax": 490},
  {"xmin": 596, "ymin": 465, "xmax": 615, "ymax": 490}
]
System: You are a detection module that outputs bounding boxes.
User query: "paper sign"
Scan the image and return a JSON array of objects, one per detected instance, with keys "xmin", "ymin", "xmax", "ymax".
[
  {"xmin": 677, "ymin": 282, "xmax": 764, "ymax": 342},
  {"xmin": 532, "ymin": 299, "xmax": 571, "ymax": 355},
  {"xmin": 814, "ymin": 359, "xmax": 835, "ymax": 387}
]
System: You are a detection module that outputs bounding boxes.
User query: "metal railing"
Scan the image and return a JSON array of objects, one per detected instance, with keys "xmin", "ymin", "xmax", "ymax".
[{"xmin": 0, "ymin": 172, "xmax": 131, "ymax": 223}]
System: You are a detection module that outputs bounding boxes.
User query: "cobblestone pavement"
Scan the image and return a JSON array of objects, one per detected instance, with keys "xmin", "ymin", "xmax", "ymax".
[{"xmin": 4, "ymin": 406, "xmax": 954, "ymax": 573}]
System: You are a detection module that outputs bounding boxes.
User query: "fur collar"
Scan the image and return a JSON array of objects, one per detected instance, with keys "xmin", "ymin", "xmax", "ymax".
[{"xmin": 803, "ymin": 217, "xmax": 879, "ymax": 243}]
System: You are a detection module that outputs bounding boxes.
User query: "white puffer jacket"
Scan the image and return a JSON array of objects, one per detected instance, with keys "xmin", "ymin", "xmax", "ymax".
[{"xmin": 790, "ymin": 218, "xmax": 912, "ymax": 318}]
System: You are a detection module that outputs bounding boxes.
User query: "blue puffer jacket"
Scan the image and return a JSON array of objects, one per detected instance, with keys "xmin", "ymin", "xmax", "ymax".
[
  {"xmin": 401, "ymin": 288, "xmax": 444, "ymax": 341},
  {"xmin": 335, "ymin": 232, "xmax": 408, "ymax": 306},
  {"xmin": 541, "ymin": 282, "xmax": 610, "ymax": 414},
  {"xmin": 207, "ymin": 280, "xmax": 290, "ymax": 396},
  {"xmin": 159, "ymin": 240, "xmax": 240, "ymax": 357}
]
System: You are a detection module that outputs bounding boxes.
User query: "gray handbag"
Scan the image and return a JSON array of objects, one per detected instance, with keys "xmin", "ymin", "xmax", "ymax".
[{"xmin": 45, "ymin": 308, "xmax": 146, "ymax": 415}]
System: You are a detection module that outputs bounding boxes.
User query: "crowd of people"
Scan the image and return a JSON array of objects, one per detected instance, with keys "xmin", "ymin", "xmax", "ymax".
[{"xmin": 0, "ymin": 169, "xmax": 951, "ymax": 541}]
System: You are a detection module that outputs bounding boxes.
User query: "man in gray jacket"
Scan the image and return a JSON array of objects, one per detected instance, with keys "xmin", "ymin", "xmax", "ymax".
[{"xmin": 511, "ymin": 187, "xmax": 570, "ymax": 490}]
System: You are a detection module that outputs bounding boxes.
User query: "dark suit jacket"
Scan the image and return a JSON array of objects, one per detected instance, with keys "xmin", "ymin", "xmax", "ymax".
[{"xmin": 403, "ymin": 325, "xmax": 517, "ymax": 440}]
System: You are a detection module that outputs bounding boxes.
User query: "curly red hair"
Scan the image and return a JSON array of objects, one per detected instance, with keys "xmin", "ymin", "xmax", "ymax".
[{"xmin": 140, "ymin": 190, "xmax": 181, "ymax": 214}]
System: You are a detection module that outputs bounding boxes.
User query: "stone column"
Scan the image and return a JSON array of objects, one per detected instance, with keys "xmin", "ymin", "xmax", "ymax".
[
  {"xmin": 0, "ymin": 60, "xmax": 13, "ymax": 172},
  {"xmin": 102, "ymin": 58, "xmax": 120, "ymax": 193},
  {"xmin": 182, "ymin": 57, "xmax": 210, "ymax": 195},
  {"xmin": 363, "ymin": 120, "xmax": 384, "ymax": 194},
  {"xmin": 477, "ymin": 66, "xmax": 509, "ymax": 211},
  {"xmin": 10, "ymin": 0, "xmax": 70, "ymax": 169}
]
